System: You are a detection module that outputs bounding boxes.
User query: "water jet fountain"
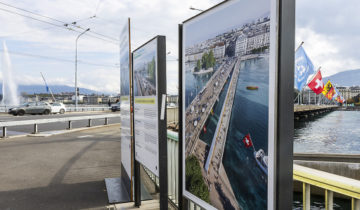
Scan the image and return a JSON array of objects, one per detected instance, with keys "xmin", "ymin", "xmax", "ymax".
[{"xmin": 1, "ymin": 41, "xmax": 19, "ymax": 106}]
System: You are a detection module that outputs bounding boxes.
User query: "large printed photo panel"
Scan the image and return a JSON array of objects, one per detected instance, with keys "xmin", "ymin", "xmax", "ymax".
[
  {"xmin": 120, "ymin": 18, "xmax": 133, "ymax": 198},
  {"xmin": 133, "ymin": 37, "xmax": 159, "ymax": 176},
  {"xmin": 182, "ymin": 0, "xmax": 277, "ymax": 209}
]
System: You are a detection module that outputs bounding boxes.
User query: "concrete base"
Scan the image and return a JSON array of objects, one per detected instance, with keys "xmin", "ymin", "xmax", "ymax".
[
  {"xmin": 105, "ymin": 178, "xmax": 131, "ymax": 204},
  {"xmin": 105, "ymin": 177, "xmax": 152, "ymax": 204}
]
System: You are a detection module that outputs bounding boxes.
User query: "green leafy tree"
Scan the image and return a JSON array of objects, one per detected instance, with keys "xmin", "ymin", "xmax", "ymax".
[
  {"xmin": 208, "ymin": 50, "xmax": 215, "ymax": 68},
  {"xmin": 201, "ymin": 52, "xmax": 208, "ymax": 69},
  {"xmin": 185, "ymin": 155, "xmax": 209, "ymax": 202},
  {"xmin": 147, "ymin": 57, "xmax": 156, "ymax": 84},
  {"xmin": 200, "ymin": 50, "xmax": 216, "ymax": 70},
  {"xmin": 195, "ymin": 60, "xmax": 202, "ymax": 72}
]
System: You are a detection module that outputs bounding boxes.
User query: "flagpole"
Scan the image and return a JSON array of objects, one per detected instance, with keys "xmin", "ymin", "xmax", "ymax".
[
  {"xmin": 305, "ymin": 66, "xmax": 322, "ymax": 105},
  {"xmin": 40, "ymin": 72, "xmax": 56, "ymax": 102},
  {"xmin": 248, "ymin": 133, "xmax": 256, "ymax": 153},
  {"xmin": 295, "ymin": 41, "xmax": 304, "ymax": 52},
  {"xmin": 294, "ymin": 41, "xmax": 304, "ymax": 105}
]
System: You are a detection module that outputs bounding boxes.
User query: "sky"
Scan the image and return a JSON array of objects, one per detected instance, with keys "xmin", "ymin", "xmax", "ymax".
[
  {"xmin": 185, "ymin": 0, "xmax": 269, "ymax": 47},
  {"xmin": 0, "ymin": 0, "xmax": 358, "ymax": 95}
]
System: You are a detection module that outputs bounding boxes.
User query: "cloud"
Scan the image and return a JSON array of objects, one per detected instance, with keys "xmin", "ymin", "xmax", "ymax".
[
  {"xmin": 296, "ymin": 27, "xmax": 360, "ymax": 77},
  {"xmin": 296, "ymin": 0, "xmax": 360, "ymax": 76},
  {"xmin": 0, "ymin": 0, "xmax": 223, "ymax": 94}
]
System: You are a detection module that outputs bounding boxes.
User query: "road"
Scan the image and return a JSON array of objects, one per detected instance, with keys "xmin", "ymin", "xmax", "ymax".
[
  {"xmin": 185, "ymin": 57, "xmax": 237, "ymax": 156},
  {"xmin": 0, "ymin": 111, "xmax": 120, "ymax": 137},
  {"xmin": 134, "ymin": 72, "xmax": 156, "ymax": 96},
  {"xmin": 0, "ymin": 125, "xmax": 121, "ymax": 210}
]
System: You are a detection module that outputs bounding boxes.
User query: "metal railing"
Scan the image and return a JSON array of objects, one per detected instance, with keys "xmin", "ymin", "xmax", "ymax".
[
  {"xmin": 294, "ymin": 164, "xmax": 360, "ymax": 210},
  {"xmin": 143, "ymin": 130, "xmax": 180, "ymax": 207},
  {"xmin": 65, "ymin": 106, "xmax": 111, "ymax": 112},
  {"xmin": 0, "ymin": 105, "xmax": 111, "ymax": 113},
  {"xmin": 142, "ymin": 131, "xmax": 360, "ymax": 210},
  {"xmin": 0, "ymin": 113, "xmax": 120, "ymax": 138}
]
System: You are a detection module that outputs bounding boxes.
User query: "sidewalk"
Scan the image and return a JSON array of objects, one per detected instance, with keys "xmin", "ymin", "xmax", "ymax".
[{"xmin": 0, "ymin": 125, "xmax": 121, "ymax": 210}]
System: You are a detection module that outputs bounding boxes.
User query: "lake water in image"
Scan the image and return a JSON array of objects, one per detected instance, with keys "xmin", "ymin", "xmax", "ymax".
[
  {"xmin": 222, "ymin": 57, "xmax": 269, "ymax": 210},
  {"xmin": 294, "ymin": 110, "xmax": 360, "ymax": 154},
  {"xmin": 193, "ymin": 56, "xmax": 269, "ymax": 209}
]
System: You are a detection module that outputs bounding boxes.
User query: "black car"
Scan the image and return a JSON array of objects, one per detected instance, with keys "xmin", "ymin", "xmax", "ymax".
[{"xmin": 111, "ymin": 102, "xmax": 120, "ymax": 112}]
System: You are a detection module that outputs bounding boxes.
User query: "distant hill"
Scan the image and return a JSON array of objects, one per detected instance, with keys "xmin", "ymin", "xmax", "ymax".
[
  {"xmin": 0, "ymin": 84, "xmax": 98, "ymax": 95},
  {"xmin": 323, "ymin": 69, "xmax": 360, "ymax": 86}
]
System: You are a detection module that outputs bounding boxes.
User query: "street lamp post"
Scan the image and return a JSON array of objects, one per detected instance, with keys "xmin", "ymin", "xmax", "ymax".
[
  {"xmin": 189, "ymin": 6, "xmax": 204, "ymax": 12},
  {"xmin": 75, "ymin": 28, "xmax": 90, "ymax": 110}
]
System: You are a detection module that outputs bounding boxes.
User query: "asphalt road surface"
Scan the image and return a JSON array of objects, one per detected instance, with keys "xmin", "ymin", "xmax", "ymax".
[
  {"xmin": 0, "ymin": 111, "xmax": 120, "ymax": 137},
  {"xmin": 0, "ymin": 125, "xmax": 121, "ymax": 210}
]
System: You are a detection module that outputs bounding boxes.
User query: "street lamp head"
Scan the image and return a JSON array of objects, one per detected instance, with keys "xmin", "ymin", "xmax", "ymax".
[
  {"xmin": 86, "ymin": 28, "xmax": 90, "ymax": 31},
  {"xmin": 189, "ymin": 6, "xmax": 204, "ymax": 12}
]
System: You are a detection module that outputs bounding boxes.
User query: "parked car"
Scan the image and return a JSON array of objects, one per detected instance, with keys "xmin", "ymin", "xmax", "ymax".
[
  {"xmin": 50, "ymin": 102, "xmax": 66, "ymax": 114},
  {"xmin": 111, "ymin": 102, "xmax": 120, "ymax": 112},
  {"xmin": 8, "ymin": 101, "xmax": 52, "ymax": 116}
]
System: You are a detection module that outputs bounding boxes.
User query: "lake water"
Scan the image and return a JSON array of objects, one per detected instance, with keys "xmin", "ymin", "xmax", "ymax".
[
  {"xmin": 196, "ymin": 57, "xmax": 270, "ymax": 209},
  {"xmin": 294, "ymin": 111, "xmax": 360, "ymax": 154}
]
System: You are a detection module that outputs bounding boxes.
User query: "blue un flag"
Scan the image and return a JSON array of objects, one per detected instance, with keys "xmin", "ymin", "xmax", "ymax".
[{"xmin": 294, "ymin": 46, "xmax": 315, "ymax": 90}]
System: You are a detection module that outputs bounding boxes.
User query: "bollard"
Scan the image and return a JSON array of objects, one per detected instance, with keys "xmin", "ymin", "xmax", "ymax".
[
  {"xmin": 68, "ymin": 121, "xmax": 72, "ymax": 130},
  {"xmin": 88, "ymin": 119, "xmax": 92, "ymax": 127},
  {"xmin": 33, "ymin": 124, "xmax": 38, "ymax": 134},
  {"xmin": 105, "ymin": 117, "xmax": 108, "ymax": 125},
  {"xmin": 2, "ymin": 126, "xmax": 7, "ymax": 138}
]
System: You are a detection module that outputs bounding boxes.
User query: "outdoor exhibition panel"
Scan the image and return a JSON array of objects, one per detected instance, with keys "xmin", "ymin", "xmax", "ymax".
[
  {"xmin": 132, "ymin": 36, "xmax": 168, "ymax": 210},
  {"xmin": 180, "ymin": 0, "xmax": 295, "ymax": 209},
  {"xmin": 119, "ymin": 18, "xmax": 133, "ymax": 200}
]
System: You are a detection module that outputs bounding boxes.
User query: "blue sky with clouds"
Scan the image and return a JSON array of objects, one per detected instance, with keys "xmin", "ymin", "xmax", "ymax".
[{"xmin": 0, "ymin": 0, "xmax": 358, "ymax": 94}]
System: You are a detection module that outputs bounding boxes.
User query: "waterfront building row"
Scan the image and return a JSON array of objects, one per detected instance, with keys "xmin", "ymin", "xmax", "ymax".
[{"xmin": 185, "ymin": 16, "xmax": 270, "ymax": 63}]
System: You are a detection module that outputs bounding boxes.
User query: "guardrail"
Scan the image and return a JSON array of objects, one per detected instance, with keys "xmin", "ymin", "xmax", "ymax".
[
  {"xmin": 143, "ymin": 131, "xmax": 360, "ymax": 210},
  {"xmin": 0, "ymin": 105, "xmax": 111, "ymax": 113},
  {"xmin": 0, "ymin": 113, "xmax": 120, "ymax": 138},
  {"xmin": 65, "ymin": 107, "xmax": 111, "ymax": 112},
  {"xmin": 294, "ymin": 164, "xmax": 360, "ymax": 210},
  {"xmin": 143, "ymin": 130, "xmax": 179, "ymax": 208}
]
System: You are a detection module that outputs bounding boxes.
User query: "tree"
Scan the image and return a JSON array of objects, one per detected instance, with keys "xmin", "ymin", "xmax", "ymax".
[
  {"xmin": 195, "ymin": 60, "xmax": 202, "ymax": 72},
  {"xmin": 201, "ymin": 52, "xmax": 208, "ymax": 69},
  {"xmin": 200, "ymin": 50, "xmax": 216, "ymax": 70},
  {"xmin": 147, "ymin": 56, "xmax": 156, "ymax": 84},
  {"xmin": 208, "ymin": 50, "xmax": 215, "ymax": 68},
  {"xmin": 185, "ymin": 155, "xmax": 210, "ymax": 202}
]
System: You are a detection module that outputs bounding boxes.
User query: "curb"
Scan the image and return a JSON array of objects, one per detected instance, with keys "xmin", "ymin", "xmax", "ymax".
[{"xmin": 1, "ymin": 123, "xmax": 121, "ymax": 140}]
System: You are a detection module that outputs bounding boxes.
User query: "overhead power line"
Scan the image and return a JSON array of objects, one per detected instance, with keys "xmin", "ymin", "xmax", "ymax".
[
  {"xmin": 0, "ymin": 1, "xmax": 119, "ymax": 44},
  {"xmin": 1, "ymin": 49, "xmax": 119, "ymax": 68}
]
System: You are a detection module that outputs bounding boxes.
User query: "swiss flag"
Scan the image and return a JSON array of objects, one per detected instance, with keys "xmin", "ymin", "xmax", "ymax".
[
  {"xmin": 242, "ymin": 134, "xmax": 253, "ymax": 148},
  {"xmin": 307, "ymin": 70, "xmax": 324, "ymax": 94}
]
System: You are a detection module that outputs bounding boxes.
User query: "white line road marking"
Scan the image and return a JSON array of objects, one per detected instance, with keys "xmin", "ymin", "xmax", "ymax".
[{"xmin": 77, "ymin": 135, "xmax": 94, "ymax": 138}]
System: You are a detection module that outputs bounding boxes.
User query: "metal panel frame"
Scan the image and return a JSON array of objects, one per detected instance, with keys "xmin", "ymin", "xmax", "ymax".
[
  {"xmin": 178, "ymin": 0, "xmax": 295, "ymax": 209},
  {"xmin": 276, "ymin": 0, "xmax": 295, "ymax": 209},
  {"xmin": 132, "ymin": 35, "xmax": 168, "ymax": 209}
]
